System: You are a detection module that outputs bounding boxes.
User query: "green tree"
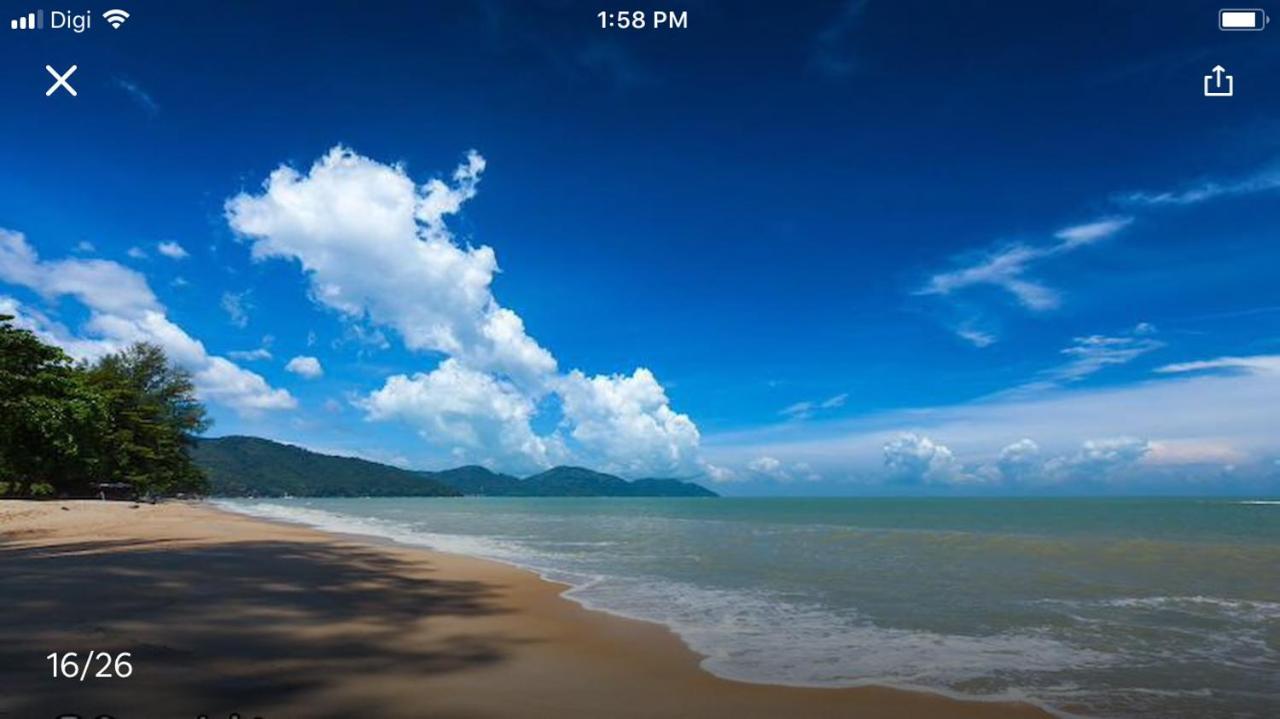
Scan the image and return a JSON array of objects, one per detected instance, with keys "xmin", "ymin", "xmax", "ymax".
[
  {"xmin": 0, "ymin": 315, "xmax": 106, "ymax": 497},
  {"xmin": 85, "ymin": 343, "xmax": 212, "ymax": 497}
]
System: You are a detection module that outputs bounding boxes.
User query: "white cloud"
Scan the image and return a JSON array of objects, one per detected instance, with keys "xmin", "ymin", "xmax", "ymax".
[
  {"xmin": 1145, "ymin": 440, "xmax": 1245, "ymax": 466},
  {"xmin": 748, "ymin": 455, "xmax": 783, "ymax": 474},
  {"xmin": 228, "ymin": 347, "xmax": 272, "ymax": 361},
  {"xmin": 0, "ymin": 229, "xmax": 294, "ymax": 414},
  {"xmin": 226, "ymin": 145, "xmax": 555, "ymax": 388},
  {"xmin": 73, "ymin": 240, "xmax": 95, "ymax": 253},
  {"xmin": 226, "ymin": 147, "xmax": 704, "ymax": 476},
  {"xmin": 996, "ymin": 438, "xmax": 1041, "ymax": 481},
  {"xmin": 126, "ymin": 246, "xmax": 148, "ymax": 260},
  {"xmin": 882, "ymin": 433, "xmax": 977, "ymax": 484},
  {"xmin": 1045, "ymin": 436, "xmax": 1151, "ymax": 477},
  {"xmin": 114, "ymin": 77, "xmax": 159, "ymax": 115},
  {"xmin": 1046, "ymin": 329, "xmax": 1163, "ymax": 384},
  {"xmin": 780, "ymin": 392, "xmax": 849, "ymax": 420},
  {"xmin": 957, "ymin": 327, "xmax": 997, "ymax": 348},
  {"xmin": 706, "ymin": 348, "xmax": 1280, "ymax": 486},
  {"xmin": 701, "ymin": 462, "xmax": 737, "ymax": 483},
  {"xmin": 557, "ymin": 368, "xmax": 701, "ymax": 476},
  {"xmin": 1118, "ymin": 167, "xmax": 1280, "ymax": 206},
  {"xmin": 156, "ymin": 241, "xmax": 188, "ymax": 259},
  {"xmin": 285, "ymin": 355, "xmax": 323, "ymax": 379},
  {"xmin": 811, "ymin": 0, "xmax": 869, "ymax": 78},
  {"xmin": 917, "ymin": 217, "xmax": 1131, "ymax": 311},
  {"xmin": 220, "ymin": 291, "xmax": 250, "ymax": 328},
  {"xmin": 360, "ymin": 359, "xmax": 557, "ymax": 472},
  {"xmin": 747, "ymin": 455, "xmax": 788, "ymax": 480},
  {"xmin": 1156, "ymin": 354, "xmax": 1280, "ymax": 376},
  {"xmin": 822, "ymin": 393, "xmax": 849, "ymax": 409},
  {"xmin": 1053, "ymin": 217, "xmax": 1133, "ymax": 247}
]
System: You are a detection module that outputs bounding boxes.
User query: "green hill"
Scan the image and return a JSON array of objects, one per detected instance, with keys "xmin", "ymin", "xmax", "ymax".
[
  {"xmin": 430, "ymin": 465, "xmax": 718, "ymax": 497},
  {"xmin": 430, "ymin": 465, "xmax": 524, "ymax": 495},
  {"xmin": 193, "ymin": 436, "xmax": 460, "ymax": 497},
  {"xmin": 193, "ymin": 436, "xmax": 718, "ymax": 498}
]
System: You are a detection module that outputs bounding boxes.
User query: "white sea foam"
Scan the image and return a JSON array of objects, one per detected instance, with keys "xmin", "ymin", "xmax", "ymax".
[
  {"xmin": 214, "ymin": 499, "xmax": 1279, "ymax": 719},
  {"xmin": 1089, "ymin": 595, "xmax": 1280, "ymax": 622},
  {"xmin": 215, "ymin": 500, "xmax": 1108, "ymax": 690}
]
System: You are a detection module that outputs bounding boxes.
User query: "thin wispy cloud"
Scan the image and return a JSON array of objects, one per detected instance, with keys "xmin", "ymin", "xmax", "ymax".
[
  {"xmin": 1156, "ymin": 354, "xmax": 1280, "ymax": 376},
  {"xmin": 781, "ymin": 392, "xmax": 849, "ymax": 420},
  {"xmin": 114, "ymin": 77, "xmax": 159, "ymax": 115},
  {"xmin": 1003, "ymin": 323, "xmax": 1162, "ymax": 395},
  {"xmin": 228, "ymin": 347, "xmax": 273, "ymax": 362},
  {"xmin": 1117, "ymin": 166, "xmax": 1280, "ymax": 206},
  {"xmin": 811, "ymin": 0, "xmax": 869, "ymax": 78},
  {"xmin": 220, "ymin": 290, "xmax": 251, "ymax": 328},
  {"xmin": 956, "ymin": 327, "xmax": 997, "ymax": 348},
  {"xmin": 916, "ymin": 216, "xmax": 1132, "ymax": 312},
  {"xmin": 705, "ymin": 350, "xmax": 1280, "ymax": 486},
  {"xmin": 1049, "ymin": 329, "xmax": 1163, "ymax": 383}
]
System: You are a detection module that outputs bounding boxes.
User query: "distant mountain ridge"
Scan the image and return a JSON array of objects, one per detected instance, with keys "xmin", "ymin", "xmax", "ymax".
[
  {"xmin": 194, "ymin": 436, "xmax": 718, "ymax": 498},
  {"xmin": 193, "ymin": 436, "xmax": 460, "ymax": 498},
  {"xmin": 428, "ymin": 465, "xmax": 717, "ymax": 497}
]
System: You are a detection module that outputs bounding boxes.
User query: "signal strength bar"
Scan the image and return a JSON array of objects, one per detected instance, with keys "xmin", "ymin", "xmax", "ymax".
[{"xmin": 10, "ymin": 10, "xmax": 43, "ymax": 30}]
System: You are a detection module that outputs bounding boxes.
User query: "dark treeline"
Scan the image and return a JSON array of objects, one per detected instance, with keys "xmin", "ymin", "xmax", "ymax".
[{"xmin": 0, "ymin": 314, "xmax": 209, "ymax": 499}]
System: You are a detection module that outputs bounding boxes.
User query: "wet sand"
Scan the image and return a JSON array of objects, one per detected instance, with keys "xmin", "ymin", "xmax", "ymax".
[{"xmin": 0, "ymin": 500, "xmax": 1053, "ymax": 719}]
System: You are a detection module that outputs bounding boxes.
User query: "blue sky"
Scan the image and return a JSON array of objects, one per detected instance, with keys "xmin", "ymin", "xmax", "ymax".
[{"xmin": 1, "ymin": 1, "xmax": 1278, "ymax": 494}]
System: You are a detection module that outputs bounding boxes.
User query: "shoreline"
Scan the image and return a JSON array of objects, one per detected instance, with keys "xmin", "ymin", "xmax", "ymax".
[
  {"xmin": 212, "ymin": 497, "xmax": 1073, "ymax": 712},
  {"xmin": 1, "ymin": 499, "xmax": 1056, "ymax": 719}
]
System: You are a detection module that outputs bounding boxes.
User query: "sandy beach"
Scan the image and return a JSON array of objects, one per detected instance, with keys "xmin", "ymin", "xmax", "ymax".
[{"xmin": 0, "ymin": 500, "xmax": 1052, "ymax": 719}]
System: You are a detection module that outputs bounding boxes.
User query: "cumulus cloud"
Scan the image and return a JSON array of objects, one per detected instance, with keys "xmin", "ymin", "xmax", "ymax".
[
  {"xmin": 917, "ymin": 217, "xmax": 1131, "ymax": 311},
  {"xmin": 747, "ymin": 456, "xmax": 784, "ymax": 475},
  {"xmin": 0, "ymin": 229, "xmax": 295, "ymax": 414},
  {"xmin": 743, "ymin": 456, "xmax": 822, "ymax": 482},
  {"xmin": 996, "ymin": 438, "xmax": 1041, "ymax": 481},
  {"xmin": 360, "ymin": 359, "xmax": 557, "ymax": 472},
  {"xmin": 557, "ymin": 368, "xmax": 700, "ymax": 476},
  {"xmin": 883, "ymin": 433, "xmax": 978, "ymax": 484},
  {"xmin": 1045, "ymin": 436, "xmax": 1151, "ymax": 478},
  {"xmin": 226, "ymin": 147, "xmax": 704, "ymax": 475},
  {"xmin": 708, "ymin": 343, "xmax": 1280, "ymax": 487},
  {"xmin": 226, "ymin": 146, "xmax": 554, "ymax": 388},
  {"xmin": 156, "ymin": 241, "xmax": 188, "ymax": 259},
  {"xmin": 126, "ymin": 246, "xmax": 147, "ymax": 260},
  {"xmin": 285, "ymin": 355, "xmax": 324, "ymax": 379}
]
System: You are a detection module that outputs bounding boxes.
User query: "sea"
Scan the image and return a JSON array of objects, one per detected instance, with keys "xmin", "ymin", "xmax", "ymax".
[{"xmin": 215, "ymin": 497, "xmax": 1280, "ymax": 718}]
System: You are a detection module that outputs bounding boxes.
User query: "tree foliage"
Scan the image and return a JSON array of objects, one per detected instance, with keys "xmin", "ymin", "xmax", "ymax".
[{"xmin": 0, "ymin": 315, "xmax": 210, "ymax": 498}]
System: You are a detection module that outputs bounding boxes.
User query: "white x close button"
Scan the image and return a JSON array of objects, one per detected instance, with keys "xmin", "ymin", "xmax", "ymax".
[{"xmin": 45, "ymin": 65, "xmax": 78, "ymax": 97}]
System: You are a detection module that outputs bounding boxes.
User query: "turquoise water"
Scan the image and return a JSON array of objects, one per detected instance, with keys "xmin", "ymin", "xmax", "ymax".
[{"xmin": 219, "ymin": 497, "xmax": 1280, "ymax": 718}]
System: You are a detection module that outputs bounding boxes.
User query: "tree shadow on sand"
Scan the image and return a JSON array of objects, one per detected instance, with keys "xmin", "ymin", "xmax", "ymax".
[{"xmin": 0, "ymin": 537, "xmax": 533, "ymax": 719}]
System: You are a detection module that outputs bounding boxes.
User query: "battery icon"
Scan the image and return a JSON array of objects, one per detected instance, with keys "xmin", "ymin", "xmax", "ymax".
[{"xmin": 1219, "ymin": 8, "xmax": 1269, "ymax": 30}]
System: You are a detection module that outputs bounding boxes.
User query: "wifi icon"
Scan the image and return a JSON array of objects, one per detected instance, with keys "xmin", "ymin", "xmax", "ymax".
[{"xmin": 101, "ymin": 8, "xmax": 129, "ymax": 29}]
